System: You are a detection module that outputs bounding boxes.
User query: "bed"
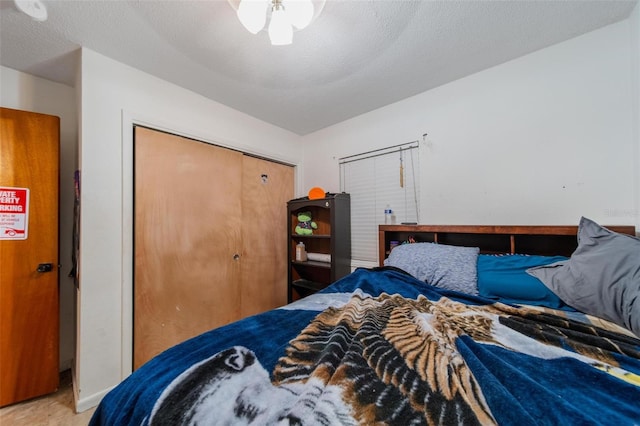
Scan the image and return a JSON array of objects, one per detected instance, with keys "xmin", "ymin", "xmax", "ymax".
[{"xmin": 90, "ymin": 217, "xmax": 640, "ymax": 425}]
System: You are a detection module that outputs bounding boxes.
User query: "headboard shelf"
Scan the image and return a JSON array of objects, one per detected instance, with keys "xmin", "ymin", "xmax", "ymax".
[{"xmin": 378, "ymin": 224, "xmax": 636, "ymax": 266}]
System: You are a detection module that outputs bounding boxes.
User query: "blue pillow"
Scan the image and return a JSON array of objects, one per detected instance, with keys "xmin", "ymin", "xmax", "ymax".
[{"xmin": 477, "ymin": 254, "xmax": 569, "ymax": 309}]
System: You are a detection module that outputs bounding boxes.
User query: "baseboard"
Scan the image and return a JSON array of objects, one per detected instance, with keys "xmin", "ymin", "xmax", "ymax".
[
  {"xmin": 74, "ymin": 386, "xmax": 114, "ymax": 414},
  {"xmin": 71, "ymin": 364, "xmax": 115, "ymax": 414},
  {"xmin": 350, "ymin": 260, "xmax": 377, "ymax": 270}
]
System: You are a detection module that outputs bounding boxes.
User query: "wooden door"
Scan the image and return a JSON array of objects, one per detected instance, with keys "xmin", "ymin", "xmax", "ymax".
[
  {"xmin": 0, "ymin": 107, "xmax": 59, "ymax": 406},
  {"xmin": 133, "ymin": 127, "xmax": 243, "ymax": 369},
  {"xmin": 240, "ymin": 156, "xmax": 293, "ymax": 317}
]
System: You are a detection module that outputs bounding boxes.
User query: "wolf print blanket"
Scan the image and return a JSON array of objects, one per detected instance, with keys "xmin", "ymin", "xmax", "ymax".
[{"xmin": 90, "ymin": 268, "xmax": 640, "ymax": 426}]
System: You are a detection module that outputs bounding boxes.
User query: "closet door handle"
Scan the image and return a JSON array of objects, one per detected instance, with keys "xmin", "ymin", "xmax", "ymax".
[{"xmin": 233, "ymin": 254, "xmax": 240, "ymax": 261}]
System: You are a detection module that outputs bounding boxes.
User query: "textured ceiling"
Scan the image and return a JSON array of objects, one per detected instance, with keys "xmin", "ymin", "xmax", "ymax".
[{"xmin": 0, "ymin": 0, "xmax": 637, "ymax": 135}]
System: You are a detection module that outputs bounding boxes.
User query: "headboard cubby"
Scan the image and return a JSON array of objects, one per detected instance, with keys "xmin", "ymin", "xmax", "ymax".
[{"xmin": 378, "ymin": 224, "xmax": 637, "ymax": 266}]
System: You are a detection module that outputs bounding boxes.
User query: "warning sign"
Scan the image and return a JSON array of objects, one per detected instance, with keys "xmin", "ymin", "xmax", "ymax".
[{"xmin": 0, "ymin": 187, "xmax": 29, "ymax": 240}]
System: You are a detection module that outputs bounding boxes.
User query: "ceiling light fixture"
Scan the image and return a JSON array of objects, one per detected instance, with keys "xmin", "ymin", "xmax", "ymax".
[
  {"xmin": 233, "ymin": 0, "xmax": 324, "ymax": 46},
  {"xmin": 14, "ymin": 0, "xmax": 47, "ymax": 22}
]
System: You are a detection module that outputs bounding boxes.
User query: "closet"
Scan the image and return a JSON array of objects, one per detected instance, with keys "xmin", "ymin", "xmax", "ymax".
[{"xmin": 133, "ymin": 126, "xmax": 293, "ymax": 369}]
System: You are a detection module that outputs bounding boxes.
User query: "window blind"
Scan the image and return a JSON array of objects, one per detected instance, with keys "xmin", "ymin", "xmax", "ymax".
[{"xmin": 339, "ymin": 142, "xmax": 420, "ymax": 262}]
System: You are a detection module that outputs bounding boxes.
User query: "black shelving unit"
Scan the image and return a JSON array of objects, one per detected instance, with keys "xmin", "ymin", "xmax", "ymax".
[{"xmin": 287, "ymin": 193, "xmax": 351, "ymax": 302}]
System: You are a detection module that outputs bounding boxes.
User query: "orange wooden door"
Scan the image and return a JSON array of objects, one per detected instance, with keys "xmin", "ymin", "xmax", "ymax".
[
  {"xmin": 240, "ymin": 156, "xmax": 293, "ymax": 317},
  {"xmin": 0, "ymin": 107, "xmax": 59, "ymax": 407},
  {"xmin": 133, "ymin": 127, "xmax": 243, "ymax": 369}
]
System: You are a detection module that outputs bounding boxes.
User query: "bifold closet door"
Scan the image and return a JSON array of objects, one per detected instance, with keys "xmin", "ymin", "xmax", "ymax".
[{"xmin": 134, "ymin": 127, "xmax": 242, "ymax": 369}]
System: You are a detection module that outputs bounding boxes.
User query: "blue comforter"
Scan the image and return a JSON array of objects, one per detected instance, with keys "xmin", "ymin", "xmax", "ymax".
[{"xmin": 90, "ymin": 267, "xmax": 640, "ymax": 425}]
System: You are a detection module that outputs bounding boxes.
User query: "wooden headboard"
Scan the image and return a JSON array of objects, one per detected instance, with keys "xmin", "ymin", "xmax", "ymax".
[{"xmin": 378, "ymin": 224, "xmax": 637, "ymax": 266}]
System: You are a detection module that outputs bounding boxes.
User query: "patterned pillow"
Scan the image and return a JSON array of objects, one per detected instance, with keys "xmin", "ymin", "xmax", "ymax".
[{"xmin": 384, "ymin": 242, "xmax": 480, "ymax": 295}]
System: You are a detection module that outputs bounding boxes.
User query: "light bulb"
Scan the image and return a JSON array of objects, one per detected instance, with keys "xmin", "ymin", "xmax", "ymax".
[
  {"xmin": 282, "ymin": 0, "xmax": 313, "ymax": 30},
  {"xmin": 237, "ymin": 0, "xmax": 269, "ymax": 34},
  {"xmin": 268, "ymin": 7, "xmax": 293, "ymax": 45}
]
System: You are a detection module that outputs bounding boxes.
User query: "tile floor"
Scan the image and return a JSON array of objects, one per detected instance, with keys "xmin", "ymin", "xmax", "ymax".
[{"xmin": 0, "ymin": 370, "xmax": 97, "ymax": 426}]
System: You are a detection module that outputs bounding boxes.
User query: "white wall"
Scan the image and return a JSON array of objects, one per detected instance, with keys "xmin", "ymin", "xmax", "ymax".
[
  {"xmin": 76, "ymin": 48, "xmax": 303, "ymax": 411},
  {"xmin": 0, "ymin": 66, "xmax": 78, "ymax": 372},
  {"xmin": 302, "ymin": 20, "xmax": 638, "ymax": 230}
]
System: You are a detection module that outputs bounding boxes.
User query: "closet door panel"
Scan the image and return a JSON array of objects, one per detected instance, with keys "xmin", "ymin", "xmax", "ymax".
[
  {"xmin": 134, "ymin": 127, "xmax": 242, "ymax": 369},
  {"xmin": 240, "ymin": 156, "xmax": 293, "ymax": 317}
]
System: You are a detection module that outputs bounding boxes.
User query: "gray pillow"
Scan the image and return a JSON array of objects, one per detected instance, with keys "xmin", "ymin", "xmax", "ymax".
[
  {"xmin": 384, "ymin": 242, "xmax": 480, "ymax": 295},
  {"xmin": 528, "ymin": 217, "xmax": 640, "ymax": 335}
]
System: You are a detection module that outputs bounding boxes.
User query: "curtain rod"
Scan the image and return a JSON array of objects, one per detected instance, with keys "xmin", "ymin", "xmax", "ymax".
[{"xmin": 338, "ymin": 140, "xmax": 419, "ymax": 164}]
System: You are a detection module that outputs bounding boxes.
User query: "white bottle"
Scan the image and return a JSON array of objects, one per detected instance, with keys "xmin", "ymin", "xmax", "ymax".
[
  {"xmin": 295, "ymin": 242, "xmax": 307, "ymax": 261},
  {"xmin": 384, "ymin": 205, "xmax": 393, "ymax": 225}
]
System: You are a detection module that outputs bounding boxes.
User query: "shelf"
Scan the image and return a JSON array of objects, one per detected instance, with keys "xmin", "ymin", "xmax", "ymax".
[
  {"xmin": 291, "ymin": 279, "xmax": 328, "ymax": 292},
  {"xmin": 287, "ymin": 193, "xmax": 351, "ymax": 303},
  {"xmin": 291, "ymin": 260, "xmax": 332, "ymax": 269}
]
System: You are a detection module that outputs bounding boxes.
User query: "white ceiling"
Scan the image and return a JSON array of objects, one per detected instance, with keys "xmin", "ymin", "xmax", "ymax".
[{"xmin": 1, "ymin": 0, "xmax": 637, "ymax": 135}]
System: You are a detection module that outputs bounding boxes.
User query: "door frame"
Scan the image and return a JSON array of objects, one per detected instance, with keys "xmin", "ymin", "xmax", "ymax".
[{"xmin": 119, "ymin": 110, "xmax": 302, "ymax": 378}]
